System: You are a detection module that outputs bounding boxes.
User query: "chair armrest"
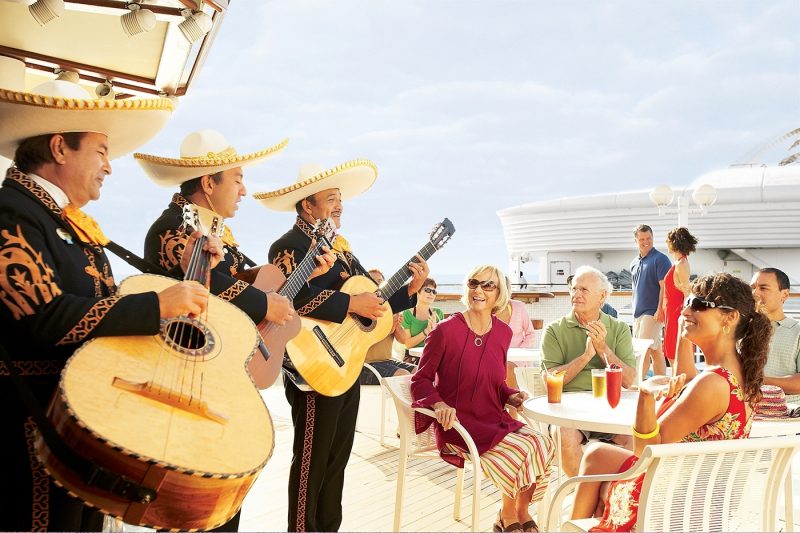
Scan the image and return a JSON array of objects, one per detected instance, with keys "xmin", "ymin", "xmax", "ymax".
[
  {"xmin": 412, "ymin": 407, "xmax": 482, "ymax": 468},
  {"xmin": 546, "ymin": 458, "xmax": 653, "ymax": 532},
  {"xmin": 363, "ymin": 362, "xmax": 382, "ymax": 380}
]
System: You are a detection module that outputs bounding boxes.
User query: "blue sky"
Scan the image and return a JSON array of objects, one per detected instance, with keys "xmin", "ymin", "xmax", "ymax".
[{"xmin": 94, "ymin": 1, "xmax": 799, "ymax": 284}]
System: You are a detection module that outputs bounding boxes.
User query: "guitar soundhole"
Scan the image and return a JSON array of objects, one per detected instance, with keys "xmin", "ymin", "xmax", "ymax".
[
  {"xmin": 160, "ymin": 318, "xmax": 216, "ymax": 358},
  {"xmin": 351, "ymin": 313, "xmax": 376, "ymax": 332}
]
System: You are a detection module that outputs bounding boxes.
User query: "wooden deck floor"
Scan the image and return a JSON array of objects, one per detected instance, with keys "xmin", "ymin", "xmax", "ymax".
[
  {"xmin": 239, "ymin": 383, "xmax": 506, "ymax": 532},
  {"xmin": 121, "ymin": 380, "xmax": 800, "ymax": 532}
]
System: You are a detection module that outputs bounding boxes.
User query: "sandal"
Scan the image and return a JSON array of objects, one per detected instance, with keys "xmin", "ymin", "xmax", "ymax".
[
  {"xmin": 493, "ymin": 511, "xmax": 523, "ymax": 532},
  {"xmin": 521, "ymin": 519, "xmax": 539, "ymax": 532}
]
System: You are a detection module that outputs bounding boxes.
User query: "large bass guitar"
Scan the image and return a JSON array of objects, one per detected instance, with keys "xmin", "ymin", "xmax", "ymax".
[
  {"xmin": 35, "ymin": 205, "xmax": 273, "ymax": 531},
  {"xmin": 287, "ymin": 218, "xmax": 455, "ymax": 396},
  {"xmin": 244, "ymin": 218, "xmax": 336, "ymax": 388}
]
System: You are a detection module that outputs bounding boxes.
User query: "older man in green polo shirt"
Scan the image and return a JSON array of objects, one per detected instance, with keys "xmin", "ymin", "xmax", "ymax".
[{"xmin": 542, "ymin": 265, "xmax": 637, "ymax": 477}]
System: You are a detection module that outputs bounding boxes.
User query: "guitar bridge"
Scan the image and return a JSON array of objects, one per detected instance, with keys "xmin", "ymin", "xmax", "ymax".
[
  {"xmin": 112, "ymin": 377, "xmax": 228, "ymax": 424},
  {"xmin": 312, "ymin": 326, "xmax": 345, "ymax": 367}
]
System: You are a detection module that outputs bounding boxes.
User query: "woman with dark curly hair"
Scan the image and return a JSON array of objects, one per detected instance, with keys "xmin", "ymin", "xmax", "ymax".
[
  {"xmin": 661, "ymin": 227, "xmax": 698, "ymax": 362},
  {"xmin": 570, "ymin": 273, "xmax": 771, "ymax": 531}
]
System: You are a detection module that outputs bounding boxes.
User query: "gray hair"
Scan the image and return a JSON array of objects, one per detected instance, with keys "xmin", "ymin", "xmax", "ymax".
[{"xmin": 573, "ymin": 265, "xmax": 613, "ymax": 302}]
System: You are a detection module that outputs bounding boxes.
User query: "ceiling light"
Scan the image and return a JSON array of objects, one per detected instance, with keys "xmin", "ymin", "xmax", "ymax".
[
  {"xmin": 121, "ymin": 2, "xmax": 156, "ymax": 37},
  {"xmin": 95, "ymin": 80, "xmax": 115, "ymax": 100},
  {"xmin": 179, "ymin": 9, "xmax": 213, "ymax": 43},
  {"xmin": 29, "ymin": 0, "xmax": 65, "ymax": 26},
  {"xmin": 54, "ymin": 69, "xmax": 79, "ymax": 84}
]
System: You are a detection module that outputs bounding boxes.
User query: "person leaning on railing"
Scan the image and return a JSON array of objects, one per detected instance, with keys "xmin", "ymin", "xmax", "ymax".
[{"xmin": 570, "ymin": 272, "xmax": 771, "ymax": 531}]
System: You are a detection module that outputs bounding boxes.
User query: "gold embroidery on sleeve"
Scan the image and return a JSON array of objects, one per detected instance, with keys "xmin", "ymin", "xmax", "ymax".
[
  {"xmin": 0, "ymin": 225, "xmax": 62, "ymax": 319},
  {"xmin": 297, "ymin": 289, "xmax": 335, "ymax": 316},
  {"xmin": 56, "ymin": 295, "xmax": 123, "ymax": 345},
  {"xmin": 218, "ymin": 280, "xmax": 248, "ymax": 302}
]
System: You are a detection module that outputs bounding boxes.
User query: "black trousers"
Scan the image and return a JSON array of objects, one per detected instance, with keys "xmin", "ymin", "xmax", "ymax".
[{"xmin": 284, "ymin": 377, "xmax": 360, "ymax": 532}]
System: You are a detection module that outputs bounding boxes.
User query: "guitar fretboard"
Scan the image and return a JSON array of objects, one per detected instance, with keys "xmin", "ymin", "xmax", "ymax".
[
  {"xmin": 279, "ymin": 236, "xmax": 334, "ymax": 299},
  {"xmin": 379, "ymin": 242, "xmax": 439, "ymax": 299}
]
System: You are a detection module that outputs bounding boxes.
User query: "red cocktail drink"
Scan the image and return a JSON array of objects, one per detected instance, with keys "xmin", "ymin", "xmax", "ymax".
[{"xmin": 606, "ymin": 366, "xmax": 623, "ymax": 408}]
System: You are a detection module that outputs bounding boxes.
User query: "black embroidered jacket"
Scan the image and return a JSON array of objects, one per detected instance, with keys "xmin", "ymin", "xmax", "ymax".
[
  {"xmin": 143, "ymin": 193, "xmax": 267, "ymax": 324},
  {"xmin": 0, "ymin": 167, "xmax": 162, "ymax": 531}
]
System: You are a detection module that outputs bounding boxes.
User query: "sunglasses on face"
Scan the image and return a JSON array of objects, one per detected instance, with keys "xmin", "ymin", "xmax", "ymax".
[
  {"xmin": 684, "ymin": 295, "xmax": 735, "ymax": 312},
  {"xmin": 422, "ymin": 287, "xmax": 437, "ymax": 295},
  {"xmin": 467, "ymin": 279, "xmax": 498, "ymax": 292}
]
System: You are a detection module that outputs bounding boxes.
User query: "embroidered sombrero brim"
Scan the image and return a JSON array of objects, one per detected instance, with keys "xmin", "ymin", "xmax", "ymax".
[
  {"xmin": 0, "ymin": 88, "xmax": 174, "ymax": 160},
  {"xmin": 134, "ymin": 138, "xmax": 289, "ymax": 187},
  {"xmin": 253, "ymin": 159, "xmax": 378, "ymax": 211}
]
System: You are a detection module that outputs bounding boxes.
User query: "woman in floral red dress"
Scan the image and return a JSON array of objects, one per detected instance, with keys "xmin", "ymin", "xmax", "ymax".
[{"xmin": 570, "ymin": 273, "xmax": 771, "ymax": 531}]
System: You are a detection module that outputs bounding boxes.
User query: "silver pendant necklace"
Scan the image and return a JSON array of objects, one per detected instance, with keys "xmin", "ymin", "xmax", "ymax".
[{"xmin": 466, "ymin": 313, "xmax": 491, "ymax": 346}]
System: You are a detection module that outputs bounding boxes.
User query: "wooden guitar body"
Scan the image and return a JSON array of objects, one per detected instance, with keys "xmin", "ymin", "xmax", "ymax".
[
  {"xmin": 247, "ymin": 264, "xmax": 302, "ymax": 389},
  {"xmin": 287, "ymin": 275, "xmax": 393, "ymax": 397},
  {"xmin": 35, "ymin": 274, "xmax": 273, "ymax": 531}
]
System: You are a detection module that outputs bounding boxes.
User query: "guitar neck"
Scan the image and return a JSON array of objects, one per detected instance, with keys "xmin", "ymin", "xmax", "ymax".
[
  {"xmin": 279, "ymin": 237, "xmax": 333, "ymax": 299},
  {"xmin": 379, "ymin": 242, "xmax": 439, "ymax": 299},
  {"xmin": 184, "ymin": 235, "xmax": 213, "ymax": 285}
]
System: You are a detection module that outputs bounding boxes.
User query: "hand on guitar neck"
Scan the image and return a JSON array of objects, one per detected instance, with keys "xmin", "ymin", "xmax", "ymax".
[
  {"xmin": 179, "ymin": 231, "xmax": 224, "ymax": 274},
  {"xmin": 309, "ymin": 244, "xmax": 336, "ymax": 280},
  {"xmin": 406, "ymin": 253, "xmax": 430, "ymax": 295}
]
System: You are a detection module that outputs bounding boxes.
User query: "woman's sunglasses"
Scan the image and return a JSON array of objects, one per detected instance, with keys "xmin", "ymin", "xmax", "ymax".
[
  {"xmin": 422, "ymin": 287, "xmax": 437, "ymax": 295},
  {"xmin": 467, "ymin": 279, "xmax": 498, "ymax": 292},
  {"xmin": 684, "ymin": 295, "xmax": 735, "ymax": 312}
]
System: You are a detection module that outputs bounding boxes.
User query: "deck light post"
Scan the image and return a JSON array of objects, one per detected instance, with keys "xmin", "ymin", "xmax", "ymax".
[{"xmin": 649, "ymin": 184, "xmax": 717, "ymax": 227}]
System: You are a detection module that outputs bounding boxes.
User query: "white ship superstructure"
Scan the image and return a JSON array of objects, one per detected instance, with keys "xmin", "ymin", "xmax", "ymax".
[{"xmin": 498, "ymin": 163, "xmax": 800, "ymax": 287}]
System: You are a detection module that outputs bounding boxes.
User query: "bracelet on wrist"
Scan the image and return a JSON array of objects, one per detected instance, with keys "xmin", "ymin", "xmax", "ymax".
[{"xmin": 631, "ymin": 421, "xmax": 660, "ymax": 440}]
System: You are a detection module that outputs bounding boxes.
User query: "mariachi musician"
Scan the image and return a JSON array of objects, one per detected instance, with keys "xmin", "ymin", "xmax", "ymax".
[
  {"xmin": 0, "ymin": 61, "xmax": 218, "ymax": 531},
  {"xmin": 254, "ymin": 161, "xmax": 430, "ymax": 532}
]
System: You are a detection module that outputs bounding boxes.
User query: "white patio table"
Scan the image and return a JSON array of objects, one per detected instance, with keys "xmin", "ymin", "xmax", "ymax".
[{"xmin": 523, "ymin": 391, "xmax": 800, "ymax": 531}]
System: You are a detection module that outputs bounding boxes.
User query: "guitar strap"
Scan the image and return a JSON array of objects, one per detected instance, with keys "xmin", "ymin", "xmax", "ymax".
[
  {"xmin": 0, "ymin": 342, "xmax": 158, "ymax": 504},
  {"xmin": 104, "ymin": 240, "xmax": 171, "ymax": 276}
]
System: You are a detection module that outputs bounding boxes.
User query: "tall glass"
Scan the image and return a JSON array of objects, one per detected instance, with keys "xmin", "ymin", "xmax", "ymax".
[
  {"xmin": 591, "ymin": 368, "xmax": 606, "ymax": 398},
  {"xmin": 606, "ymin": 367, "xmax": 623, "ymax": 408},
  {"xmin": 545, "ymin": 371, "xmax": 565, "ymax": 404}
]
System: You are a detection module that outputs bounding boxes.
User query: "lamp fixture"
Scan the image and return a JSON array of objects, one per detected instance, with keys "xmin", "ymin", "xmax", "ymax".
[
  {"xmin": 54, "ymin": 69, "xmax": 79, "ymax": 84},
  {"xmin": 95, "ymin": 80, "xmax": 115, "ymax": 100},
  {"xmin": 29, "ymin": 0, "xmax": 64, "ymax": 26},
  {"xmin": 121, "ymin": 1, "xmax": 156, "ymax": 37},
  {"xmin": 178, "ymin": 8, "xmax": 213, "ymax": 43}
]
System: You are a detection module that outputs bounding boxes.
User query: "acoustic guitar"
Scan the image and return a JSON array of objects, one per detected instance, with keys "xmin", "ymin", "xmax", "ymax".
[
  {"xmin": 287, "ymin": 218, "xmax": 455, "ymax": 396},
  {"xmin": 35, "ymin": 205, "xmax": 273, "ymax": 531},
  {"xmin": 245, "ymin": 218, "xmax": 336, "ymax": 389}
]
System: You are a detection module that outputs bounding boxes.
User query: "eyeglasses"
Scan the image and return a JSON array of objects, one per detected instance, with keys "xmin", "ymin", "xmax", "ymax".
[
  {"xmin": 422, "ymin": 287, "xmax": 437, "ymax": 295},
  {"xmin": 467, "ymin": 279, "xmax": 498, "ymax": 292},
  {"xmin": 568, "ymin": 286, "xmax": 595, "ymax": 295},
  {"xmin": 684, "ymin": 295, "xmax": 735, "ymax": 312}
]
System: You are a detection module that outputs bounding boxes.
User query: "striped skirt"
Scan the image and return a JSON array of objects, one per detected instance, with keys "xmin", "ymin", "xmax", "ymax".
[{"xmin": 445, "ymin": 425, "xmax": 555, "ymax": 501}]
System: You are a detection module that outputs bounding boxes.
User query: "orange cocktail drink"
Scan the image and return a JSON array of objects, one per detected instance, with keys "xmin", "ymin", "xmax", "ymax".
[{"xmin": 545, "ymin": 370, "xmax": 565, "ymax": 403}]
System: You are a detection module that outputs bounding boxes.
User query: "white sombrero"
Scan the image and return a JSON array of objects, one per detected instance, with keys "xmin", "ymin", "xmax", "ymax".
[
  {"xmin": 253, "ymin": 160, "xmax": 378, "ymax": 212},
  {"xmin": 0, "ymin": 58, "xmax": 173, "ymax": 160},
  {"xmin": 134, "ymin": 129, "xmax": 288, "ymax": 187}
]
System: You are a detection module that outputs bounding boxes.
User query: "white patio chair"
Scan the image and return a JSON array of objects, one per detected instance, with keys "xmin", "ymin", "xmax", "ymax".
[
  {"xmin": 514, "ymin": 366, "xmax": 547, "ymax": 400},
  {"xmin": 545, "ymin": 435, "xmax": 800, "ymax": 532},
  {"xmin": 362, "ymin": 362, "xmax": 392, "ymax": 447},
  {"xmin": 382, "ymin": 374, "xmax": 484, "ymax": 532}
]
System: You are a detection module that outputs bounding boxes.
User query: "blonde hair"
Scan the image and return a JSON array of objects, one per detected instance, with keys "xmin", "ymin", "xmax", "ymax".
[{"xmin": 461, "ymin": 264, "xmax": 510, "ymax": 313}]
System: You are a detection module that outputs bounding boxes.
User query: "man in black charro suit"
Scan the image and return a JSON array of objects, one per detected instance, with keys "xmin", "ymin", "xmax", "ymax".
[
  {"xmin": 0, "ymin": 69, "xmax": 218, "ymax": 531},
  {"xmin": 255, "ymin": 161, "xmax": 429, "ymax": 532}
]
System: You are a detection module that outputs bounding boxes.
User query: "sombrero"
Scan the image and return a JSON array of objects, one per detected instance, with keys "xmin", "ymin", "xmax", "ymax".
[
  {"xmin": 134, "ymin": 129, "xmax": 288, "ymax": 187},
  {"xmin": 0, "ymin": 62, "xmax": 173, "ymax": 160},
  {"xmin": 253, "ymin": 159, "xmax": 378, "ymax": 212}
]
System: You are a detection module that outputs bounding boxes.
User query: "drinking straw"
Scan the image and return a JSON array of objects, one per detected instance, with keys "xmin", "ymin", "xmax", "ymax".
[
  {"xmin": 602, "ymin": 351, "xmax": 611, "ymax": 368},
  {"xmin": 541, "ymin": 360, "xmax": 550, "ymax": 376}
]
